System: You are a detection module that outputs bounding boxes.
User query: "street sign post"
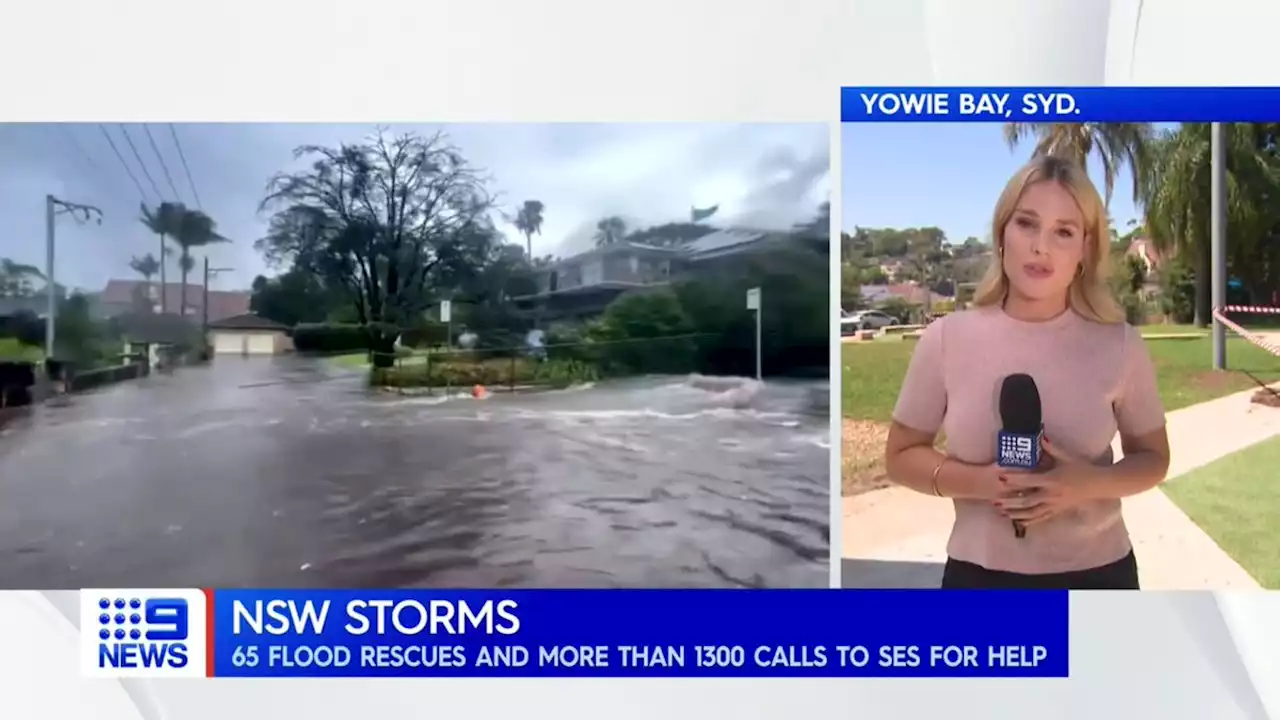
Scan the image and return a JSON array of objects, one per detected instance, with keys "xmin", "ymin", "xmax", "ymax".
[
  {"xmin": 440, "ymin": 300, "xmax": 453, "ymax": 347},
  {"xmin": 746, "ymin": 287, "xmax": 761, "ymax": 381}
]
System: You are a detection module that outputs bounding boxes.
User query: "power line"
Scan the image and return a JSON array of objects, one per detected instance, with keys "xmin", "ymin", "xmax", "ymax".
[
  {"xmin": 97, "ymin": 124, "xmax": 151, "ymax": 203},
  {"xmin": 58, "ymin": 125, "xmax": 106, "ymax": 178},
  {"xmin": 118, "ymin": 124, "xmax": 165, "ymax": 200},
  {"xmin": 168, "ymin": 123, "xmax": 203, "ymax": 210},
  {"xmin": 143, "ymin": 124, "xmax": 183, "ymax": 202}
]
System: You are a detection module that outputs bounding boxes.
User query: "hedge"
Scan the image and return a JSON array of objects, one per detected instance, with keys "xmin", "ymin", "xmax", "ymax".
[{"xmin": 292, "ymin": 323, "xmax": 372, "ymax": 353}]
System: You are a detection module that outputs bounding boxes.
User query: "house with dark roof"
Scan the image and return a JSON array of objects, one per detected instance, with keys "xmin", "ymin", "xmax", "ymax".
[
  {"xmin": 98, "ymin": 280, "xmax": 250, "ymax": 323},
  {"xmin": 207, "ymin": 313, "xmax": 293, "ymax": 355}
]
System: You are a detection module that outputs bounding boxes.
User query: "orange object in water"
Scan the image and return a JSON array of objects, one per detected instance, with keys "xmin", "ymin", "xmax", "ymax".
[{"xmin": 472, "ymin": 384, "xmax": 488, "ymax": 399}]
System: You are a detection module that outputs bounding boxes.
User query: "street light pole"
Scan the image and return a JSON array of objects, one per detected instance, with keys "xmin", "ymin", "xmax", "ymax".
[
  {"xmin": 44, "ymin": 194, "xmax": 103, "ymax": 359},
  {"xmin": 202, "ymin": 257, "xmax": 234, "ymax": 334},
  {"xmin": 1211, "ymin": 123, "xmax": 1227, "ymax": 371}
]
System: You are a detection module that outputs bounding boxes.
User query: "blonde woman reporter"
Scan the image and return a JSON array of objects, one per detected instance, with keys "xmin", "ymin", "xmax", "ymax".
[{"xmin": 884, "ymin": 155, "xmax": 1171, "ymax": 590}]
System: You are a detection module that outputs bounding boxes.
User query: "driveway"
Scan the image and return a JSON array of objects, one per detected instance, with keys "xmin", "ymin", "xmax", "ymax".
[
  {"xmin": 843, "ymin": 383, "xmax": 1277, "ymax": 590},
  {"xmin": 0, "ymin": 357, "xmax": 829, "ymax": 588}
]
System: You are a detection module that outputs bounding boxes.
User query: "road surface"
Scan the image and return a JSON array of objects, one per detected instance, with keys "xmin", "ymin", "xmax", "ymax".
[{"xmin": 0, "ymin": 357, "xmax": 829, "ymax": 588}]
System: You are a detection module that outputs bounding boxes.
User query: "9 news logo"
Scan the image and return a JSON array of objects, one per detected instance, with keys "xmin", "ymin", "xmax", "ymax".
[
  {"xmin": 996, "ymin": 431, "xmax": 1040, "ymax": 469},
  {"xmin": 80, "ymin": 589, "xmax": 208, "ymax": 678}
]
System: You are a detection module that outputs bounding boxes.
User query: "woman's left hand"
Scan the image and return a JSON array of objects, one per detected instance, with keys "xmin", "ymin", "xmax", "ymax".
[{"xmin": 994, "ymin": 437, "xmax": 1103, "ymax": 527}]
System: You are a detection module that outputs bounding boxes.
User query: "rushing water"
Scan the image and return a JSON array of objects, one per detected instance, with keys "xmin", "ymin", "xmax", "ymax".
[{"xmin": 0, "ymin": 357, "xmax": 829, "ymax": 588}]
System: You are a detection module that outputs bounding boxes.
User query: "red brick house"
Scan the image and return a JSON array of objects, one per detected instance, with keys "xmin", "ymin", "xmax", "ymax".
[{"xmin": 99, "ymin": 280, "xmax": 250, "ymax": 322}]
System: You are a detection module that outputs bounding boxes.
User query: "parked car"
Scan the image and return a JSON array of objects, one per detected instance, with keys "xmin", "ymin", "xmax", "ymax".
[{"xmin": 840, "ymin": 309, "xmax": 899, "ymax": 335}]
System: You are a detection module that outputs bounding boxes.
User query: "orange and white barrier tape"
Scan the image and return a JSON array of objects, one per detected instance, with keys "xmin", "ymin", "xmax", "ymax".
[
  {"xmin": 1220, "ymin": 305, "xmax": 1280, "ymax": 315},
  {"xmin": 1212, "ymin": 306, "xmax": 1280, "ymax": 357}
]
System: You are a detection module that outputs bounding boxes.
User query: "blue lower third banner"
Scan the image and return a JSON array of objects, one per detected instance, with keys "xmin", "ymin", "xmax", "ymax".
[
  {"xmin": 191, "ymin": 590, "xmax": 1069, "ymax": 678},
  {"xmin": 841, "ymin": 86, "xmax": 1280, "ymax": 123}
]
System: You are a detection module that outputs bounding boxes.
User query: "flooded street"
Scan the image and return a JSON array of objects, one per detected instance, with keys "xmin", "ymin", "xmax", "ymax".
[{"xmin": 0, "ymin": 357, "xmax": 829, "ymax": 588}]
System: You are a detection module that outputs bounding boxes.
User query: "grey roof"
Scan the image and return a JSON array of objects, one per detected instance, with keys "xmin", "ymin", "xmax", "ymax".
[
  {"xmin": 859, "ymin": 285, "xmax": 895, "ymax": 303},
  {"xmin": 207, "ymin": 313, "xmax": 289, "ymax": 331},
  {"xmin": 685, "ymin": 228, "xmax": 770, "ymax": 256}
]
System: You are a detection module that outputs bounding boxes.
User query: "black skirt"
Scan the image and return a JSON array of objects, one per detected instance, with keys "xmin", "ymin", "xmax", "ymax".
[{"xmin": 940, "ymin": 550, "xmax": 1140, "ymax": 590}]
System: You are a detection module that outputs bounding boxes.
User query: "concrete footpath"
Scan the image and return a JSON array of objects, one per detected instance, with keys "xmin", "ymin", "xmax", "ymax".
[{"xmin": 842, "ymin": 383, "xmax": 1280, "ymax": 589}]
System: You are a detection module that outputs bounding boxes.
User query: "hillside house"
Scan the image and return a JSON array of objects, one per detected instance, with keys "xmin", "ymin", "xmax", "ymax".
[
  {"xmin": 99, "ymin": 280, "xmax": 250, "ymax": 322},
  {"xmin": 512, "ymin": 228, "xmax": 806, "ymax": 321}
]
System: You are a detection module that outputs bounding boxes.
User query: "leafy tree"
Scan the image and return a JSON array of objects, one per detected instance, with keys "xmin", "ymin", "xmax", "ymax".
[
  {"xmin": 591, "ymin": 289, "xmax": 696, "ymax": 374},
  {"xmin": 1003, "ymin": 122, "xmax": 1153, "ymax": 205},
  {"xmin": 249, "ymin": 269, "xmax": 343, "ymax": 327},
  {"xmin": 450, "ymin": 243, "xmax": 542, "ymax": 346},
  {"xmin": 841, "ymin": 264, "xmax": 862, "ymax": 310},
  {"xmin": 593, "ymin": 216, "xmax": 628, "ymax": 247},
  {"xmin": 675, "ymin": 244, "xmax": 828, "ymax": 376},
  {"xmin": 512, "ymin": 200, "xmax": 544, "ymax": 260},
  {"xmin": 1141, "ymin": 123, "xmax": 1280, "ymax": 326},
  {"xmin": 256, "ymin": 130, "xmax": 501, "ymax": 367},
  {"xmin": 53, "ymin": 293, "xmax": 104, "ymax": 366},
  {"xmin": 1159, "ymin": 256, "xmax": 1196, "ymax": 324}
]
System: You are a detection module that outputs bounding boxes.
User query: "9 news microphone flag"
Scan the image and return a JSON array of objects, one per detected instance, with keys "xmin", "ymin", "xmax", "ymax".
[{"xmin": 81, "ymin": 589, "xmax": 1070, "ymax": 679}]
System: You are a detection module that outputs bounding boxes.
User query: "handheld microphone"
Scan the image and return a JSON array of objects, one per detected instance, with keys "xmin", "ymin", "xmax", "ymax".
[{"xmin": 997, "ymin": 374, "xmax": 1043, "ymax": 539}]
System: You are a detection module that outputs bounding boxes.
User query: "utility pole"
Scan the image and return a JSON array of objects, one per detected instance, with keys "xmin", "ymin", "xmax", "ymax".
[
  {"xmin": 202, "ymin": 256, "xmax": 234, "ymax": 335},
  {"xmin": 45, "ymin": 195, "xmax": 103, "ymax": 359},
  {"xmin": 1211, "ymin": 123, "xmax": 1227, "ymax": 371}
]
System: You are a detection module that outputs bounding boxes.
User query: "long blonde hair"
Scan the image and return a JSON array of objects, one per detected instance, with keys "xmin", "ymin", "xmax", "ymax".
[{"xmin": 972, "ymin": 155, "xmax": 1123, "ymax": 324}]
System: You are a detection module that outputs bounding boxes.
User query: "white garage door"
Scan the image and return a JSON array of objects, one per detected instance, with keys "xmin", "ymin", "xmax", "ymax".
[
  {"xmin": 213, "ymin": 332, "xmax": 245, "ymax": 354},
  {"xmin": 246, "ymin": 333, "xmax": 276, "ymax": 355}
]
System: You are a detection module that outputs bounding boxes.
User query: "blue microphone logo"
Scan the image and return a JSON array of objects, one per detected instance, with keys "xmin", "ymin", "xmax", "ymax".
[{"xmin": 997, "ymin": 431, "xmax": 1040, "ymax": 469}]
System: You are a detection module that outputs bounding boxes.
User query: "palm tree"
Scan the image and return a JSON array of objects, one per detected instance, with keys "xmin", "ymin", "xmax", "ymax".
[
  {"xmin": 172, "ymin": 208, "xmax": 230, "ymax": 317},
  {"xmin": 1003, "ymin": 122, "xmax": 1154, "ymax": 206},
  {"xmin": 512, "ymin": 200, "xmax": 545, "ymax": 260},
  {"xmin": 139, "ymin": 202, "xmax": 186, "ymax": 312},
  {"xmin": 128, "ymin": 253, "xmax": 160, "ymax": 283},
  {"xmin": 1141, "ymin": 123, "xmax": 1280, "ymax": 326},
  {"xmin": 128, "ymin": 253, "xmax": 162, "ymax": 312},
  {"xmin": 593, "ymin": 216, "xmax": 628, "ymax": 247}
]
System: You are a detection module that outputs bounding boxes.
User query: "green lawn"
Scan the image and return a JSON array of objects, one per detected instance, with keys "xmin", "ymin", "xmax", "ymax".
[
  {"xmin": 1163, "ymin": 435, "xmax": 1280, "ymax": 589},
  {"xmin": 0, "ymin": 338, "xmax": 42, "ymax": 363},
  {"xmin": 843, "ymin": 335, "xmax": 1280, "ymax": 422},
  {"xmin": 330, "ymin": 352, "xmax": 430, "ymax": 369}
]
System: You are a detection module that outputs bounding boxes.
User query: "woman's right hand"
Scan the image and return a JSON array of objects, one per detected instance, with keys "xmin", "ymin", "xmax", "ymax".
[{"xmin": 959, "ymin": 461, "xmax": 1040, "ymax": 501}]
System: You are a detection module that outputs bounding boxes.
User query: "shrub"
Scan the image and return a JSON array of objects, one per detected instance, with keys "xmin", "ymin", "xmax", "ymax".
[
  {"xmin": 292, "ymin": 323, "xmax": 371, "ymax": 353},
  {"xmin": 590, "ymin": 289, "xmax": 697, "ymax": 374},
  {"xmin": 399, "ymin": 319, "xmax": 450, "ymax": 348},
  {"xmin": 69, "ymin": 364, "xmax": 142, "ymax": 392},
  {"xmin": 1159, "ymin": 258, "xmax": 1196, "ymax": 325},
  {"xmin": 370, "ymin": 357, "xmax": 596, "ymax": 390}
]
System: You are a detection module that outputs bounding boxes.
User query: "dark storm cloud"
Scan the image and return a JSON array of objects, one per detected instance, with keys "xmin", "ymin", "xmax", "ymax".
[{"xmin": 0, "ymin": 123, "xmax": 829, "ymax": 292}]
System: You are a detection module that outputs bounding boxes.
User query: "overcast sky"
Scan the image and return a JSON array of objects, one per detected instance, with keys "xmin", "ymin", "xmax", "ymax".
[{"xmin": 0, "ymin": 123, "xmax": 829, "ymax": 293}]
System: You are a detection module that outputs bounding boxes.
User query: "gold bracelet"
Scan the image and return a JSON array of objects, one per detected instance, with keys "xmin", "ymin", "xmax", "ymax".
[{"xmin": 931, "ymin": 458, "xmax": 948, "ymax": 497}]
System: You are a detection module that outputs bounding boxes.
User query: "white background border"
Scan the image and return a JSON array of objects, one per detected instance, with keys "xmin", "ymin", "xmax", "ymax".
[{"xmin": 3, "ymin": 0, "xmax": 1280, "ymax": 716}]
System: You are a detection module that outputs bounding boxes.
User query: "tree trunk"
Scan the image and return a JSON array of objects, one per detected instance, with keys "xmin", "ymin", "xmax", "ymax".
[
  {"xmin": 159, "ymin": 235, "xmax": 168, "ymax": 313},
  {"xmin": 368, "ymin": 324, "xmax": 397, "ymax": 368},
  {"xmin": 1194, "ymin": 240, "xmax": 1211, "ymax": 327},
  {"xmin": 179, "ymin": 250, "xmax": 189, "ymax": 318},
  {"xmin": 526, "ymin": 232, "xmax": 532, "ymax": 261}
]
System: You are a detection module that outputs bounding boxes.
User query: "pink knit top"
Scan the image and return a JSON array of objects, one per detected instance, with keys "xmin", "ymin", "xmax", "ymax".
[{"xmin": 892, "ymin": 306, "xmax": 1167, "ymax": 574}]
